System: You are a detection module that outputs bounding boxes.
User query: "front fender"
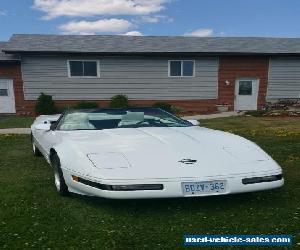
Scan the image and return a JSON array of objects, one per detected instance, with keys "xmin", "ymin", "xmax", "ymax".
[{"xmin": 52, "ymin": 141, "xmax": 99, "ymax": 179}]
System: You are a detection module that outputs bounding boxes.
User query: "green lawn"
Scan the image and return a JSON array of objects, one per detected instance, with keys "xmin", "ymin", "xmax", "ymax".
[
  {"xmin": 0, "ymin": 117, "xmax": 299, "ymax": 249},
  {"xmin": 199, "ymin": 116, "xmax": 300, "ymax": 133},
  {"xmin": 0, "ymin": 116, "xmax": 35, "ymax": 129}
]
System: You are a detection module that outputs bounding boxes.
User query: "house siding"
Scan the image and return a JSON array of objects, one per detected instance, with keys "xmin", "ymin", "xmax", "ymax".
[
  {"xmin": 21, "ymin": 55, "xmax": 219, "ymax": 100},
  {"xmin": 268, "ymin": 57, "xmax": 300, "ymax": 99}
]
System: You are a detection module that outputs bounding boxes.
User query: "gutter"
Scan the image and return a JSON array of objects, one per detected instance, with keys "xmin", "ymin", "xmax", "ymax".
[{"xmin": 3, "ymin": 50, "xmax": 300, "ymax": 57}]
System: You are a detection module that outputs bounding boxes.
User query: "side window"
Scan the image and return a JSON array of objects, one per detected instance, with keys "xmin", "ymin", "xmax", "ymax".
[
  {"xmin": 68, "ymin": 60, "xmax": 99, "ymax": 77},
  {"xmin": 169, "ymin": 60, "xmax": 194, "ymax": 77}
]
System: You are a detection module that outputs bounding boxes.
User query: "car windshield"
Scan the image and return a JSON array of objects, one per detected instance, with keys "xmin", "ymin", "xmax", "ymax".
[{"xmin": 56, "ymin": 108, "xmax": 192, "ymax": 131}]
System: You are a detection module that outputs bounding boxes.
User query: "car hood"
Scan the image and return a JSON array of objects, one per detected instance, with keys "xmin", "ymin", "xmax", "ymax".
[{"xmin": 58, "ymin": 127, "xmax": 281, "ymax": 180}]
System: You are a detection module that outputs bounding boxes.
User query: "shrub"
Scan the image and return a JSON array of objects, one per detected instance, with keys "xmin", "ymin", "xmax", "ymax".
[
  {"xmin": 244, "ymin": 110, "xmax": 268, "ymax": 117},
  {"xmin": 170, "ymin": 106, "xmax": 182, "ymax": 114},
  {"xmin": 153, "ymin": 102, "xmax": 172, "ymax": 112},
  {"xmin": 56, "ymin": 106, "xmax": 73, "ymax": 113},
  {"xmin": 152, "ymin": 102, "xmax": 181, "ymax": 114},
  {"xmin": 35, "ymin": 93, "xmax": 57, "ymax": 115},
  {"xmin": 109, "ymin": 94, "xmax": 129, "ymax": 108},
  {"xmin": 73, "ymin": 101, "xmax": 99, "ymax": 109}
]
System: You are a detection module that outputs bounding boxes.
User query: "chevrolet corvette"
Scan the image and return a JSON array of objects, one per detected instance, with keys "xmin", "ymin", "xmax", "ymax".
[{"xmin": 30, "ymin": 108, "xmax": 283, "ymax": 199}]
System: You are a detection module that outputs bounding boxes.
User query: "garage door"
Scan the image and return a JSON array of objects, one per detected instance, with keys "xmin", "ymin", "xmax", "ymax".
[{"xmin": 268, "ymin": 57, "xmax": 300, "ymax": 99}]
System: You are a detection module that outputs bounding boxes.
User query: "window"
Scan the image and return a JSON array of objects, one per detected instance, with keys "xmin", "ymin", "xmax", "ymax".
[
  {"xmin": 169, "ymin": 60, "xmax": 194, "ymax": 77},
  {"xmin": 0, "ymin": 89, "xmax": 8, "ymax": 96},
  {"xmin": 68, "ymin": 60, "xmax": 99, "ymax": 77},
  {"xmin": 238, "ymin": 81, "xmax": 253, "ymax": 95},
  {"xmin": 170, "ymin": 61, "xmax": 181, "ymax": 76}
]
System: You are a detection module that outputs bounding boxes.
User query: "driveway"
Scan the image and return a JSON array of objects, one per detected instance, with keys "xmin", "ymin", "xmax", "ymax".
[{"xmin": 0, "ymin": 128, "xmax": 31, "ymax": 134}]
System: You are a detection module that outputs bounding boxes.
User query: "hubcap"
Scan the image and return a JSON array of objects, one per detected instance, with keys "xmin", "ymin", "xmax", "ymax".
[{"xmin": 54, "ymin": 169, "xmax": 61, "ymax": 191}]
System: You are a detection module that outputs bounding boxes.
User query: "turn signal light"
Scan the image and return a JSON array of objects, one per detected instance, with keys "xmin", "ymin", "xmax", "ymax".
[
  {"xmin": 242, "ymin": 174, "xmax": 282, "ymax": 185},
  {"xmin": 72, "ymin": 175, "xmax": 164, "ymax": 191},
  {"xmin": 72, "ymin": 175, "xmax": 79, "ymax": 181}
]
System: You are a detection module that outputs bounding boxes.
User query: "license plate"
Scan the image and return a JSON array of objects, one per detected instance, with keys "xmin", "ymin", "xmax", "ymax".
[{"xmin": 182, "ymin": 181, "xmax": 226, "ymax": 196}]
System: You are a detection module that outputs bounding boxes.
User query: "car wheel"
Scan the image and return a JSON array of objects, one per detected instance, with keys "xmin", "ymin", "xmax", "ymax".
[
  {"xmin": 51, "ymin": 153, "xmax": 69, "ymax": 196},
  {"xmin": 31, "ymin": 135, "xmax": 42, "ymax": 157}
]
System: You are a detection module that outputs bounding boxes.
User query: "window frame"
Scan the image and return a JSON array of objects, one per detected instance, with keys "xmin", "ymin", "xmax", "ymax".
[
  {"xmin": 168, "ymin": 60, "xmax": 195, "ymax": 77},
  {"xmin": 67, "ymin": 60, "xmax": 100, "ymax": 78}
]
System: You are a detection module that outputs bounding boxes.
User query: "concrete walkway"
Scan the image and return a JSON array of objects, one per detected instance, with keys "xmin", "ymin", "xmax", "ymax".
[
  {"xmin": 182, "ymin": 111, "xmax": 244, "ymax": 120},
  {"xmin": 0, "ymin": 128, "xmax": 31, "ymax": 134}
]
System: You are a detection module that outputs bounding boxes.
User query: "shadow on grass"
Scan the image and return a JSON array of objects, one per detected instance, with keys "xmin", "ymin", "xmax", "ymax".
[{"xmin": 69, "ymin": 188, "xmax": 284, "ymax": 212}]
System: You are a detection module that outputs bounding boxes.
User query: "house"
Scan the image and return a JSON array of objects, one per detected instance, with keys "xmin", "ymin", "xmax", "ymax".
[{"xmin": 1, "ymin": 34, "xmax": 300, "ymax": 115}]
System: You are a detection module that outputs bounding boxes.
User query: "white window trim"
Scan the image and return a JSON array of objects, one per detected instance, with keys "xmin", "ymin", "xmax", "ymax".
[
  {"xmin": 168, "ymin": 60, "xmax": 195, "ymax": 77},
  {"xmin": 67, "ymin": 60, "xmax": 100, "ymax": 78}
]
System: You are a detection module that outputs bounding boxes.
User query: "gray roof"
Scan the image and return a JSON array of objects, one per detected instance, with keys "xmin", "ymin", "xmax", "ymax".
[
  {"xmin": 0, "ymin": 42, "xmax": 20, "ymax": 61},
  {"xmin": 4, "ymin": 34, "xmax": 300, "ymax": 55}
]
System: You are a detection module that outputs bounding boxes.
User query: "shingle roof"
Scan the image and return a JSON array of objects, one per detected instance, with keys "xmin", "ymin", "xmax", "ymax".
[
  {"xmin": 0, "ymin": 42, "xmax": 20, "ymax": 61},
  {"xmin": 4, "ymin": 34, "xmax": 300, "ymax": 55}
]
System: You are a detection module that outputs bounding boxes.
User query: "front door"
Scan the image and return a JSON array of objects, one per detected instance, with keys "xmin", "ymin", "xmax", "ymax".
[
  {"xmin": 234, "ymin": 79, "xmax": 259, "ymax": 111},
  {"xmin": 0, "ymin": 79, "xmax": 16, "ymax": 113}
]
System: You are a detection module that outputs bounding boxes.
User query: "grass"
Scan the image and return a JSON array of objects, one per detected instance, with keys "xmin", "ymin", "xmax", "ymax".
[
  {"xmin": 200, "ymin": 116, "xmax": 300, "ymax": 133},
  {"xmin": 0, "ymin": 116, "xmax": 35, "ymax": 129},
  {"xmin": 0, "ymin": 117, "xmax": 300, "ymax": 249}
]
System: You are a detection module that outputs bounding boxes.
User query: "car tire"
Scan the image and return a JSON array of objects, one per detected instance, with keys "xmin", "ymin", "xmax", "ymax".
[
  {"xmin": 31, "ymin": 135, "xmax": 42, "ymax": 157},
  {"xmin": 50, "ymin": 153, "xmax": 70, "ymax": 196}
]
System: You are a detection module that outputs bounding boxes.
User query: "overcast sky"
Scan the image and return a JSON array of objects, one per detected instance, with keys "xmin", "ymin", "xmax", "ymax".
[{"xmin": 1, "ymin": 0, "xmax": 300, "ymax": 40}]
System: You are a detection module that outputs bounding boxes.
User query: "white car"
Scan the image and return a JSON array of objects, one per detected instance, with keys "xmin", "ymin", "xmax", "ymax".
[{"xmin": 31, "ymin": 108, "xmax": 283, "ymax": 199}]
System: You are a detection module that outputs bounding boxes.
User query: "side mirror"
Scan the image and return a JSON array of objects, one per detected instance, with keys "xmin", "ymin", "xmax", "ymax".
[
  {"xmin": 34, "ymin": 123, "xmax": 51, "ymax": 131},
  {"xmin": 50, "ymin": 123, "xmax": 56, "ymax": 131},
  {"xmin": 187, "ymin": 119, "xmax": 200, "ymax": 126}
]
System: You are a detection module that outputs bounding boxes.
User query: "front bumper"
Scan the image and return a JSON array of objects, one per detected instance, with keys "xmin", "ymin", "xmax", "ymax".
[{"xmin": 62, "ymin": 168, "xmax": 284, "ymax": 199}]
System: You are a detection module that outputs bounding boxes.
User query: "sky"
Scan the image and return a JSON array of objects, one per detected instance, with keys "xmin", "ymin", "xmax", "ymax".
[{"xmin": 1, "ymin": 0, "xmax": 300, "ymax": 41}]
